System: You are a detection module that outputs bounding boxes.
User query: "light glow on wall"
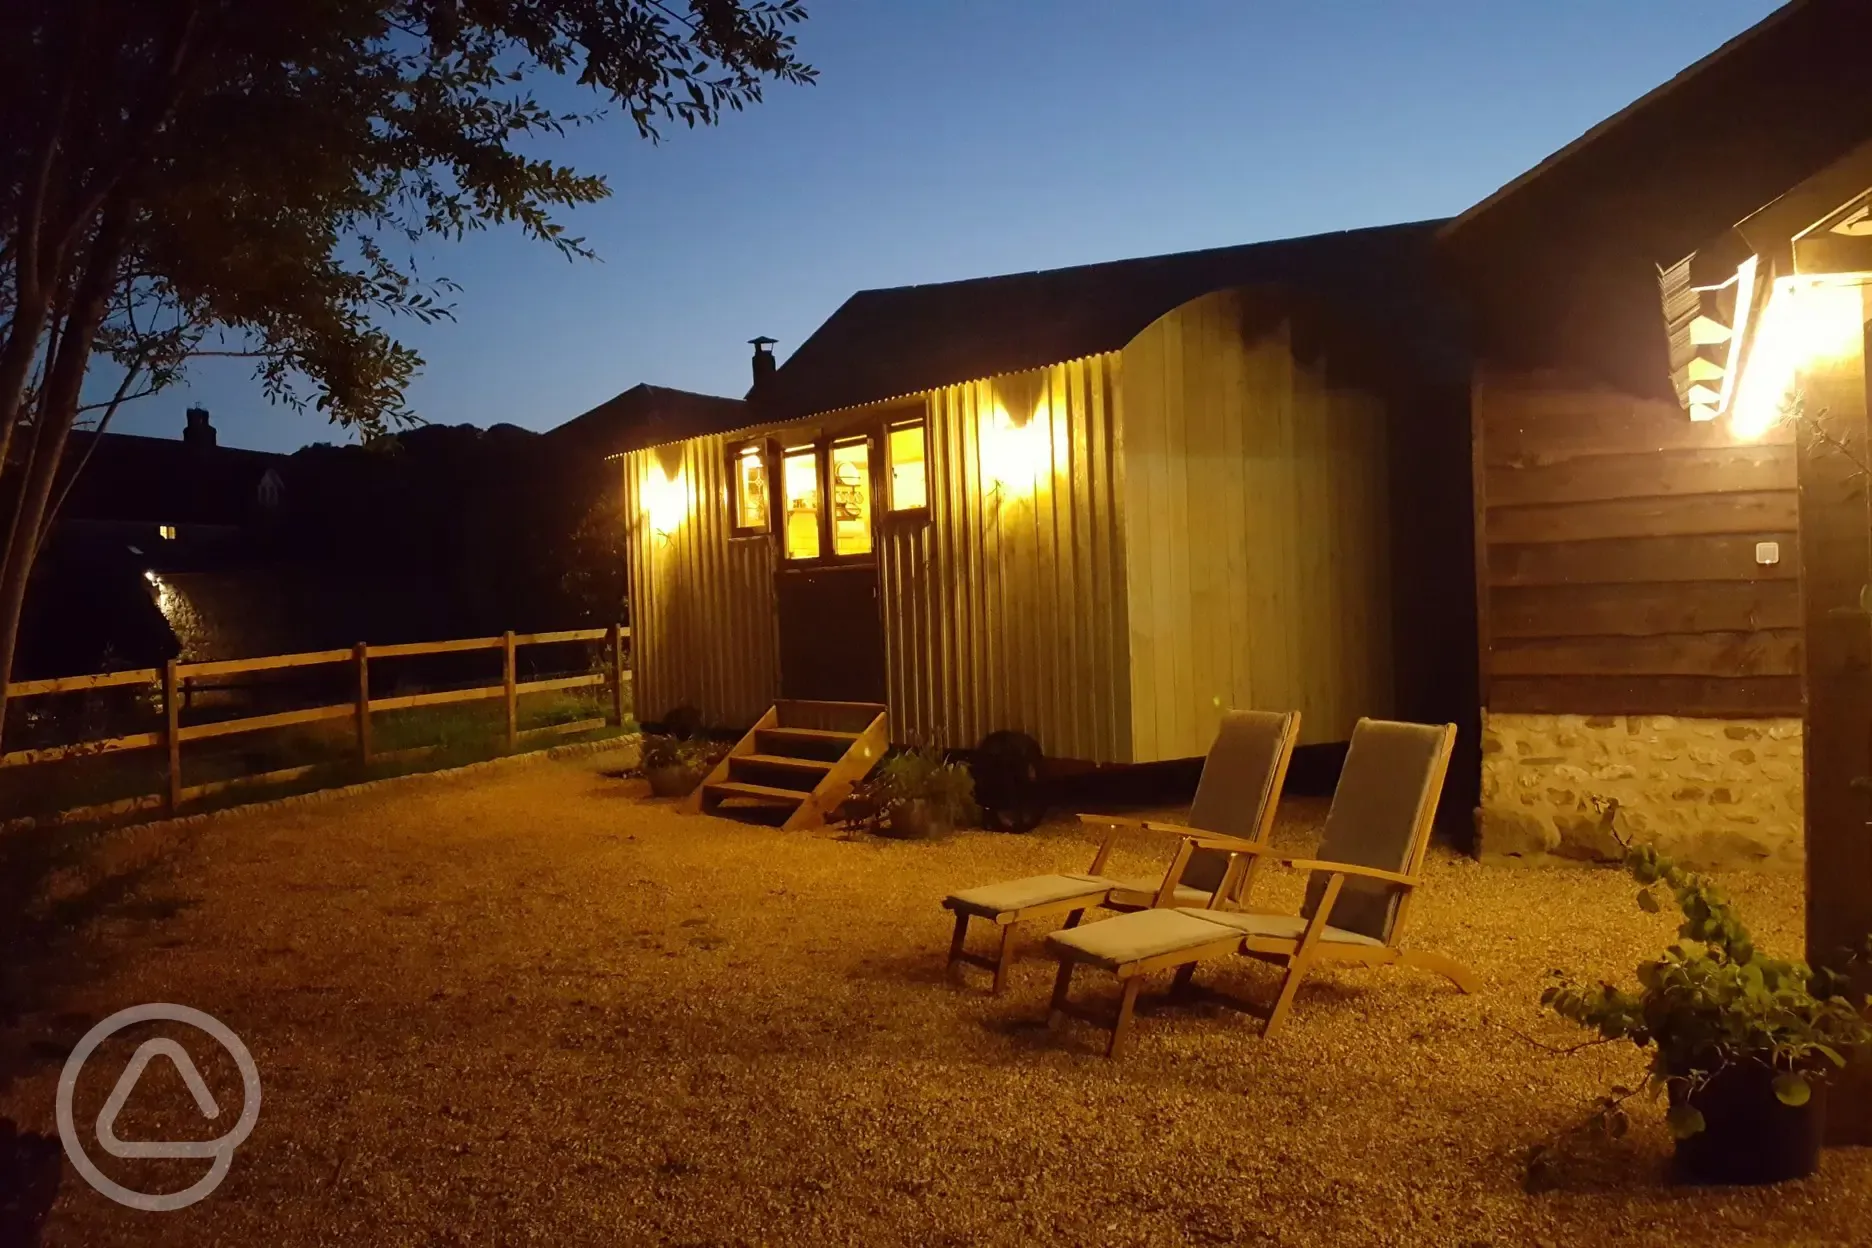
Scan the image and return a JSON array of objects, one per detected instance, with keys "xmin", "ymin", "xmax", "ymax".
[
  {"xmin": 1732, "ymin": 278, "xmax": 1866, "ymax": 440},
  {"xmin": 979, "ymin": 400, "xmax": 1054, "ymax": 496},
  {"xmin": 640, "ymin": 463, "xmax": 691, "ymax": 537}
]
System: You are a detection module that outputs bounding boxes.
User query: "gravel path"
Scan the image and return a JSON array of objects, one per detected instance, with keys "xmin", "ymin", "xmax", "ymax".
[{"xmin": 2, "ymin": 751, "xmax": 1866, "ymax": 1246}]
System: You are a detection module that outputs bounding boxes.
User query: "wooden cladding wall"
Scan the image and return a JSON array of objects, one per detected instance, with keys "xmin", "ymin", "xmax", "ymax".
[
  {"xmin": 876, "ymin": 357, "xmax": 1133, "ymax": 763},
  {"xmin": 620, "ymin": 434, "xmax": 779, "ymax": 728},
  {"xmin": 1475, "ymin": 370, "xmax": 1801, "ymax": 716},
  {"xmin": 1119, "ymin": 290, "xmax": 1394, "ymax": 758}
]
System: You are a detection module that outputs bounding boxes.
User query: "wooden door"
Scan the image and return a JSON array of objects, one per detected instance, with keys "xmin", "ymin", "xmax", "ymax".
[{"xmin": 775, "ymin": 564, "xmax": 886, "ymax": 702}]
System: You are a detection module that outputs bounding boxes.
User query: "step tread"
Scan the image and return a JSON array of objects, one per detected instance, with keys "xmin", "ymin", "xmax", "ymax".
[
  {"xmin": 733, "ymin": 753, "xmax": 835, "ymax": 773},
  {"xmin": 758, "ymin": 726, "xmax": 861, "ymax": 743},
  {"xmin": 705, "ymin": 780, "xmax": 810, "ymax": 804}
]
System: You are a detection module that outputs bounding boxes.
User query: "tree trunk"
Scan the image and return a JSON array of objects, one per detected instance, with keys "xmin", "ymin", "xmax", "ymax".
[
  {"xmin": 1797, "ymin": 298, "xmax": 1872, "ymax": 1147},
  {"xmin": 0, "ymin": 214, "xmax": 124, "ymax": 751}
]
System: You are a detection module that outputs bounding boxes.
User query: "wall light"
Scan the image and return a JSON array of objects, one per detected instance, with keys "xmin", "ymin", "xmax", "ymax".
[
  {"xmin": 979, "ymin": 400, "xmax": 1053, "ymax": 496},
  {"xmin": 640, "ymin": 463, "xmax": 690, "ymax": 538},
  {"xmin": 1732, "ymin": 278, "xmax": 1866, "ymax": 440}
]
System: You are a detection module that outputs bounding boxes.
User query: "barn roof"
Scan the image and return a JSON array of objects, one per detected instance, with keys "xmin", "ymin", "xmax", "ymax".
[
  {"xmin": 550, "ymin": 383, "xmax": 749, "ymax": 459},
  {"xmin": 1438, "ymin": 0, "xmax": 1872, "ymax": 389},
  {"xmin": 757, "ymin": 220, "xmax": 1454, "ymax": 422}
]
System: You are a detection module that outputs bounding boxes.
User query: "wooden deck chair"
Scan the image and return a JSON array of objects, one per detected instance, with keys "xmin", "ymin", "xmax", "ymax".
[
  {"xmin": 1044, "ymin": 718, "xmax": 1476, "ymax": 1055},
  {"xmin": 940, "ymin": 710, "xmax": 1299, "ymax": 995}
]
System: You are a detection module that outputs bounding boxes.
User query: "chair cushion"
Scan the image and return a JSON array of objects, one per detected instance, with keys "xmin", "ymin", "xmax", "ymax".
[
  {"xmin": 1046, "ymin": 908, "xmax": 1243, "ymax": 970},
  {"xmin": 1175, "ymin": 908, "xmax": 1385, "ymax": 948},
  {"xmin": 1105, "ymin": 876, "xmax": 1214, "ymax": 910},
  {"xmin": 944, "ymin": 873, "xmax": 1114, "ymax": 918},
  {"xmin": 1182, "ymin": 710, "xmax": 1294, "ymax": 893},
  {"xmin": 1305, "ymin": 719, "xmax": 1448, "ymax": 942}
]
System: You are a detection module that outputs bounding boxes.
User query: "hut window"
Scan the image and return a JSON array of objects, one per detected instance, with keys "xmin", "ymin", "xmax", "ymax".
[
  {"xmin": 830, "ymin": 438, "xmax": 873, "ymax": 556},
  {"xmin": 888, "ymin": 420, "xmax": 927, "ymax": 511},
  {"xmin": 732, "ymin": 443, "xmax": 769, "ymax": 533},
  {"xmin": 782, "ymin": 447, "xmax": 820, "ymax": 560}
]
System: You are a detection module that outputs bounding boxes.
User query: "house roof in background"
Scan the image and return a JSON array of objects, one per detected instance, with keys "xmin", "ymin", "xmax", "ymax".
[
  {"xmin": 548, "ymin": 383, "xmax": 749, "ymax": 459},
  {"xmin": 757, "ymin": 220, "xmax": 1455, "ymax": 422},
  {"xmin": 59, "ymin": 430, "xmax": 286, "ymax": 527}
]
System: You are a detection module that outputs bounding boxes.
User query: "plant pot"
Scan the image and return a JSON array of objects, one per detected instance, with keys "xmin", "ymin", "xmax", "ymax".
[
  {"xmin": 879, "ymin": 798, "xmax": 951, "ymax": 840},
  {"xmin": 645, "ymin": 763, "xmax": 703, "ymax": 798},
  {"xmin": 1671, "ymin": 1063, "xmax": 1825, "ymax": 1185}
]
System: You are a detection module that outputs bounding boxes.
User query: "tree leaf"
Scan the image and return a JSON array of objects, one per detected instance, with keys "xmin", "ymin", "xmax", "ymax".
[
  {"xmin": 1666, "ymin": 1103, "xmax": 1706, "ymax": 1139},
  {"xmin": 1774, "ymin": 1073, "xmax": 1812, "ymax": 1107}
]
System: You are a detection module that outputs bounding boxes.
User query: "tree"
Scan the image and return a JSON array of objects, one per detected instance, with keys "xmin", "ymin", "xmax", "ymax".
[{"xmin": 0, "ymin": 0, "xmax": 813, "ymax": 744}]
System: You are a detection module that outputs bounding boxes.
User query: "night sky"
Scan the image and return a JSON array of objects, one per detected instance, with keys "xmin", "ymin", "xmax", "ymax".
[{"xmin": 124, "ymin": 0, "xmax": 1781, "ymax": 452}]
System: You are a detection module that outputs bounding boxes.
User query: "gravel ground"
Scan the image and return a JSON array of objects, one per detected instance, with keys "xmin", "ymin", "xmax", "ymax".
[{"xmin": 2, "ymin": 750, "xmax": 1868, "ymax": 1247}]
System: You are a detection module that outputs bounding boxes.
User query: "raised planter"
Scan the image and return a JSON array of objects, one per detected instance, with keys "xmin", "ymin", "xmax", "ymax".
[
  {"xmin": 645, "ymin": 763, "xmax": 705, "ymax": 798},
  {"xmin": 1672, "ymin": 1063, "xmax": 1825, "ymax": 1185},
  {"xmin": 877, "ymin": 798, "xmax": 951, "ymax": 841}
]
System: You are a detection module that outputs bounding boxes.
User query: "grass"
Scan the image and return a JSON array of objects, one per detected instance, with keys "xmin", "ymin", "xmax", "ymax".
[{"xmin": 3, "ymin": 753, "xmax": 1867, "ymax": 1247}]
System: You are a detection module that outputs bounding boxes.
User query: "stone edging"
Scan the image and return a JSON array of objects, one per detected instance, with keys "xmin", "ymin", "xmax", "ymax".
[{"xmin": 11, "ymin": 733, "xmax": 641, "ymax": 838}]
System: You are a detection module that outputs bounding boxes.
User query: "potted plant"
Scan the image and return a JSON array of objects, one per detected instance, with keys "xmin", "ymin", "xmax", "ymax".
[
  {"xmin": 1543, "ymin": 829, "xmax": 1870, "ymax": 1185},
  {"xmin": 858, "ymin": 743, "xmax": 979, "ymax": 839},
  {"xmin": 639, "ymin": 734, "xmax": 721, "ymax": 798}
]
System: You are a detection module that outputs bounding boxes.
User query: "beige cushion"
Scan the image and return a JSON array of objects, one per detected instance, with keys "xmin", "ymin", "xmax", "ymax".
[
  {"xmin": 1180, "ymin": 709, "xmax": 1296, "ymax": 894},
  {"xmin": 1105, "ymin": 876, "xmax": 1214, "ymax": 910},
  {"xmin": 1175, "ymin": 907, "xmax": 1384, "ymax": 948},
  {"xmin": 1046, "ymin": 908, "xmax": 1242, "ymax": 969},
  {"xmin": 944, "ymin": 873, "xmax": 1113, "ymax": 919}
]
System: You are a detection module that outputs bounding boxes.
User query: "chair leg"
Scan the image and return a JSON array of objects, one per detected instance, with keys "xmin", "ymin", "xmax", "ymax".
[
  {"xmin": 1263, "ymin": 957, "xmax": 1310, "ymax": 1040},
  {"xmin": 1047, "ymin": 959, "xmax": 1076, "ymax": 1029},
  {"xmin": 946, "ymin": 911, "xmax": 970, "ymax": 980},
  {"xmin": 1062, "ymin": 908, "xmax": 1085, "ymax": 930},
  {"xmin": 1106, "ymin": 978, "xmax": 1143, "ymax": 1058},
  {"xmin": 992, "ymin": 924, "xmax": 1018, "ymax": 995},
  {"xmin": 1399, "ymin": 948, "xmax": 1481, "ymax": 994},
  {"xmin": 1170, "ymin": 962, "xmax": 1196, "ymax": 998}
]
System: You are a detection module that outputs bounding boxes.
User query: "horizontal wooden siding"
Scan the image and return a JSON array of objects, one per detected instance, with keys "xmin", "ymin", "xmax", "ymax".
[{"xmin": 1475, "ymin": 370, "xmax": 1801, "ymax": 716}]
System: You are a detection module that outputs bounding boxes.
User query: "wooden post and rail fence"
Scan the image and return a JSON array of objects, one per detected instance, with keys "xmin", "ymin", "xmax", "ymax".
[{"xmin": 2, "ymin": 624, "xmax": 630, "ymax": 825}]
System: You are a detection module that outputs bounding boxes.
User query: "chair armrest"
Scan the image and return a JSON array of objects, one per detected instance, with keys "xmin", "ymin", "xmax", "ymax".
[
  {"xmin": 1178, "ymin": 833, "xmax": 1272, "ymax": 855},
  {"xmin": 1074, "ymin": 812, "xmax": 1148, "ymax": 830},
  {"xmin": 1278, "ymin": 857, "xmax": 1420, "ymax": 887}
]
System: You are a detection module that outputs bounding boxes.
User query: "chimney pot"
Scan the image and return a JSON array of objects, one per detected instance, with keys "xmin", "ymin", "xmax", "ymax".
[{"xmin": 183, "ymin": 406, "xmax": 217, "ymax": 449}]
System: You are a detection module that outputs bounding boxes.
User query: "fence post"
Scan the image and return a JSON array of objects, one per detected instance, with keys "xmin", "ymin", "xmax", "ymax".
[
  {"xmin": 503, "ymin": 630, "xmax": 517, "ymax": 752},
  {"xmin": 608, "ymin": 623, "xmax": 624, "ymax": 727},
  {"xmin": 354, "ymin": 642, "xmax": 371, "ymax": 765},
  {"xmin": 164, "ymin": 660, "xmax": 182, "ymax": 815}
]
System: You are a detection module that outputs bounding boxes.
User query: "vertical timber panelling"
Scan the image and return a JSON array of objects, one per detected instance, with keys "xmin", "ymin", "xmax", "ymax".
[
  {"xmin": 1475, "ymin": 369, "xmax": 1801, "ymax": 715},
  {"xmin": 620, "ymin": 435, "xmax": 778, "ymax": 727},
  {"xmin": 876, "ymin": 357, "xmax": 1132, "ymax": 762},
  {"xmin": 1120, "ymin": 289, "xmax": 1394, "ymax": 758}
]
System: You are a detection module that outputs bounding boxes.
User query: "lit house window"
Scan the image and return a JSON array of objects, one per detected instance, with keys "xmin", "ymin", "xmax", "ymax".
[
  {"xmin": 888, "ymin": 420, "xmax": 927, "ymax": 511},
  {"xmin": 830, "ymin": 439, "xmax": 872, "ymax": 556},
  {"xmin": 157, "ymin": 524, "xmax": 177, "ymax": 540},
  {"xmin": 732, "ymin": 444, "xmax": 769, "ymax": 533},
  {"xmin": 782, "ymin": 448, "xmax": 820, "ymax": 560}
]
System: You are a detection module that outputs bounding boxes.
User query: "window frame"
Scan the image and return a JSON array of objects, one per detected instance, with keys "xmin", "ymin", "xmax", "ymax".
[
  {"xmin": 884, "ymin": 416, "xmax": 931, "ymax": 519},
  {"xmin": 728, "ymin": 439, "xmax": 772, "ymax": 537},
  {"xmin": 826, "ymin": 433, "xmax": 878, "ymax": 559}
]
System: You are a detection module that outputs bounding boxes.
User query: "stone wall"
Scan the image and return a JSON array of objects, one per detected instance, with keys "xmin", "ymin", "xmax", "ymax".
[{"xmin": 1478, "ymin": 711, "xmax": 1803, "ymax": 870}]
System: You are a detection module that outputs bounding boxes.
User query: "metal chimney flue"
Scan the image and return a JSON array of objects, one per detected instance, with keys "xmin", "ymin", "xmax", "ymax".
[{"xmin": 749, "ymin": 336, "xmax": 777, "ymax": 394}]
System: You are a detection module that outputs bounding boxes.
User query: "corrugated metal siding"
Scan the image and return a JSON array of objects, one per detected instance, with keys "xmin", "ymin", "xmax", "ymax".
[
  {"xmin": 878, "ymin": 356, "xmax": 1134, "ymax": 762},
  {"xmin": 620, "ymin": 435, "xmax": 778, "ymax": 728}
]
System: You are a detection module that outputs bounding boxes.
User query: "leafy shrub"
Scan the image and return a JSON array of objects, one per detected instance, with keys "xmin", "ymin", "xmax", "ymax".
[
  {"xmin": 1543, "ymin": 807, "xmax": 1871, "ymax": 1139},
  {"xmin": 843, "ymin": 741, "xmax": 979, "ymax": 831},
  {"xmin": 639, "ymin": 733, "xmax": 722, "ymax": 773}
]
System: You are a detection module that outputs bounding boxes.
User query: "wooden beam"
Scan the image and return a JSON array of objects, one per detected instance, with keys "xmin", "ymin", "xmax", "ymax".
[
  {"xmin": 502, "ymin": 631, "xmax": 517, "ymax": 753},
  {"xmin": 1490, "ymin": 581, "xmax": 1802, "ymax": 639},
  {"xmin": 1485, "ymin": 445, "xmax": 1795, "ymax": 507},
  {"xmin": 1489, "ymin": 533, "xmax": 1797, "ymax": 586},
  {"xmin": 1487, "ymin": 675, "xmax": 1802, "ymax": 717},
  {"xmin": 7, "ymin": 668, "xmax": 159, "ymax": 698},
  {"xmin": 365, "ymin": 636, "xmax": 503, "ymax": 658},
  {"xmin": 513, "ymin": 673, "xmax": 604, "ymax": 696},
  {"xmin": 176, "ymin": 703, "xmax": 355, "ymax": 743},
  {"xmin": 1486, "ymin": 491, "xmax": 1798, "ymax": 544},
  {"xmin": 164, "ymin": 660, "xmax": 182, "ymax": 816},
  {"xmin": 0, "ymin": 731, "xmax": 163, "ymax": 768},
  {"xmin": 365, "ymin": 685, "xmax": 503, "ymax": 713},
  {"xmin": 1490, "ymin": 629, "xmax": 1800, "ymax": 678},
  {"xmin": 1796, "ymin": 309, "xmax": 1872, "ymax": 1147},
  {"xmin": 512, "ymin": 627, "xmax": 609, "ymax": 645},
  {"xmin": 181, "ymin": 648, "xmax": 352, "ymax": 679}
]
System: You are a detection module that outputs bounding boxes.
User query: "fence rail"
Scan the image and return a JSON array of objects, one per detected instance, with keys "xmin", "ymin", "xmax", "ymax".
[{"xmin": 3, "ymin": 624, "xmax": 630, "ymax": 822}]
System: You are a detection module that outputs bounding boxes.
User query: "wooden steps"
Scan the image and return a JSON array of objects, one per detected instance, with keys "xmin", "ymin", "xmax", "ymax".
[{"xmin": 688, "ymin": 700, "xmax": 888, "ymax": 830}]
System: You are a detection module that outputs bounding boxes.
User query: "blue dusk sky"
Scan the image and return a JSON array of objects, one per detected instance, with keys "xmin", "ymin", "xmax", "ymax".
[{"xmin": 126, "ymin": 0, "xmax": 1782, "ymax": 452}]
